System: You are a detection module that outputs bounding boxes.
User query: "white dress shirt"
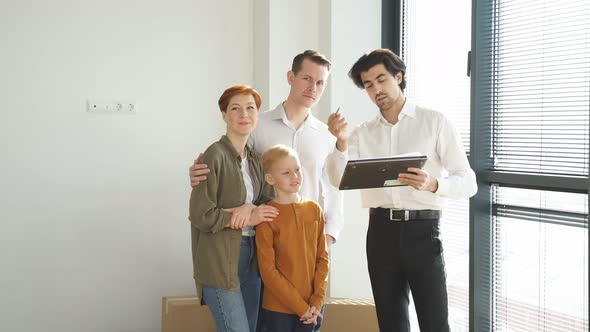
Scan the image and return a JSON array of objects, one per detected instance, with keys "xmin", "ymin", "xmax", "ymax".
[
  {"xmin": 249, "ymin": 103, "xmax": 344, "ymax": 241},
  {"xmin": 327, "ymin": 102, "xmax": 477, "ymax": 210}
]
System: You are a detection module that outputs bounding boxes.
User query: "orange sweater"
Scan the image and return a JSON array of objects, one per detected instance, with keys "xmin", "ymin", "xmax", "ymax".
[{"xmin": 255, "ymin": 199, "xmax": 329, "ymax": 317}]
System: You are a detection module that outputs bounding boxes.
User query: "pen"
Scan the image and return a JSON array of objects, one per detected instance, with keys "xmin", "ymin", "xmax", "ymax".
[{"xmin": 335, "ymin": 106, "xmax": 341, "ymax": 114}]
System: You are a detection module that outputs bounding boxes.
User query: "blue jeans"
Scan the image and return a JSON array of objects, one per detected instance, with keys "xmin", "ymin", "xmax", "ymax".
[{"xmin": 203, "ymin": 236, "xmax": 261, "ymax": 332}]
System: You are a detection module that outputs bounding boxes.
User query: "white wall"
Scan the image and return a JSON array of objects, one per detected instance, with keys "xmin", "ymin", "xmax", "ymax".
[
  {"xmin": 0, "ymin": 1, "xmax": 384, "ymax": 330},
  {"xmin": 325, "ymin": 0, "xmax": 382, "ymax": 299},
  {"xmin": 0, "ymin": 1, "xmax": 253, "ymax": 331},
  {"xmin": 254, "ymin": 0, "xmax": 320, "ymax": 111}
]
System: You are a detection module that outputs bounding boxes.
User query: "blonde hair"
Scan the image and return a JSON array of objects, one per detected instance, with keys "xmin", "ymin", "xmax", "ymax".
[{"xmin": 260, "ymin": 144, "xmax": 299, "ymax": 173}]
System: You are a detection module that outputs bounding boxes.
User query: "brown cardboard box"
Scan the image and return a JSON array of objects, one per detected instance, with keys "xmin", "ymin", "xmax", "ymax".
[
  {"xmin": 321, "ymin": 298, "xmax": 379, "ymax": 331},
  {"xmin": 162, "ymin": 296, "xmax": 215, "ymax": 332},
  {"xmin": 162, "ymin": 296, "xmax": 378, "ymax": 332}
]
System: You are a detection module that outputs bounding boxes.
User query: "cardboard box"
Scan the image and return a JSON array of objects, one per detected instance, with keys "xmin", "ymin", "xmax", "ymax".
[
  {"xmin": 162, "ymin": 296, "xmax": 215, "ymax": 332},
  {"xmin": 321, "ymin": 298, "xmax": 379, "ymax": 331},
  {"xmin": 162, "ymin": 296, "xmax": 378, "ymax": 332}
]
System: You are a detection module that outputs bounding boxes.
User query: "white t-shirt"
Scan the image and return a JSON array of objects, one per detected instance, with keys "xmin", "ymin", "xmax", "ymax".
[{"xmin": 240, "ymin": 155, "xmax": 255, "ymax": 236}]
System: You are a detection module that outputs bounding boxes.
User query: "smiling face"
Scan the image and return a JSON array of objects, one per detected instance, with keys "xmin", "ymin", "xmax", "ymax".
[
  {"xmin": 287, "ymin": 58, "xmax": 330, "ymax": 109},
  {"xmin": 360, "ymin": 63, "xmax": 404, "ymax": 112},
  {"xmin": 222, "ymin": 93, "xmax": 259, "ymax": 137},
  {"xmin": 264, "ymin": 154, "xmax": 303, "ymax": 194}
]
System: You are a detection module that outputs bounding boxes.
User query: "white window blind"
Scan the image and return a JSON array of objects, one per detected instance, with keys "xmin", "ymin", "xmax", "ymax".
[
  {"xmin": 493, "ymin": 187, "xmax": 588, "ymax": 331},
  {"xmin": 487, "ymin": 0, "xmax": 590, "ymax": 330},
  {"xmin": 493, "ymin": 0, "xmax": 590, "ymax": 176}
]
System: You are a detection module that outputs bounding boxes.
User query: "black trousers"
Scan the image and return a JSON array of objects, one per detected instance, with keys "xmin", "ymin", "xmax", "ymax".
[
  {"xmin": 366, "ymin": 212, "xmax": 450, "ymax": 332},
  {"xmin": 259, "ymin": 308, "xmax": 323, "ymax": 332},
  {"xmin": 256, "ymin": 285, "xmax": 325, "ymax": 332}
]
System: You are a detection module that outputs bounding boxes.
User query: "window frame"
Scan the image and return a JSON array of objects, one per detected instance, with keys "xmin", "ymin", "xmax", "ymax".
[
  {"xmin": 470, "ymin": 0, "xmax": 590, "ymax": 331},
  {"xmin": 386, "ymin": 0, "xmax": 590, "ymax": 330}
]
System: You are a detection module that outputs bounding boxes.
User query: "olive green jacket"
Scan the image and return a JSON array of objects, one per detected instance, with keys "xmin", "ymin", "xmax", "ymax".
[{"xmin": 189, "ymin": 135, "xmax": 272, "ymax": 302}]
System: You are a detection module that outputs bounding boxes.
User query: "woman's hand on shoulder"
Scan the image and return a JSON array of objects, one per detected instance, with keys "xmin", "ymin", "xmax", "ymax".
[{"xmin": 248, "ymin": 204, "xmax": 279, "ymax": 226}]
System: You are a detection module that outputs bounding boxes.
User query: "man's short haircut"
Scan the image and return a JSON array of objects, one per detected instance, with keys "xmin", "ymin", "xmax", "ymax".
[
  {"xmin": 348, "ymin": 48, "xmax": 407, "ymax": 92},
  {"xmin": 260, "ymin": 144, "xmax": 300, "ymax": 173},
  {"xmin": 218, "ymin": 84, "xmax": 262, "ymax": 112},
  {"xmin": 291, "ymin": 50, "xmax": 332, "ymax": 74}
]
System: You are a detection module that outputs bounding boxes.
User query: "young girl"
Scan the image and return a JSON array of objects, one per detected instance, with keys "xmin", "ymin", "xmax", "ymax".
[{"xmin": 256, "ymin": 145, "xmax": 329, "ymax": 332}]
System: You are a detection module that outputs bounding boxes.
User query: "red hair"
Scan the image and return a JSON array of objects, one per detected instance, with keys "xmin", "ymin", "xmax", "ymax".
[{"xmin": 218, "ymin": 85, "xmax": 262, "ymax": 112}]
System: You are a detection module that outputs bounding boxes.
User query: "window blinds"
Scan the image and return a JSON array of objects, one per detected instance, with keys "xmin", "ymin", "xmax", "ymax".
[{"xmin": 492, "ymin": 0, "xmax": 590, "ymax": 176}]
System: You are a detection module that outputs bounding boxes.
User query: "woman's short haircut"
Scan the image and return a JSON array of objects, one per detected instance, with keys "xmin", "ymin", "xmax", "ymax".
[
  {"xmin": 348, "ymin": 48, "xmax": 407, "ymax": 92},
  {"xmin": 260, "ymin": 144, "xmax": 300, "ymax": 173},
  {"xmin": 218, "ymin": 84, "xmax": 262, "ymax": 112}
]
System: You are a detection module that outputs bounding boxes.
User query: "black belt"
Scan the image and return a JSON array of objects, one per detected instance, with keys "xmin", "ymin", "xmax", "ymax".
[{"xmin": 369, "ymin": 208, "xmax": 441, "ymax": 222}]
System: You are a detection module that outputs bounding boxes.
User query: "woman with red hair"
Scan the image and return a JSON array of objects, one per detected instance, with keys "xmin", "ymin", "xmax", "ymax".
[{"xmin": 189, "ymin": 85, "xmax": 278, "ymax": 332}]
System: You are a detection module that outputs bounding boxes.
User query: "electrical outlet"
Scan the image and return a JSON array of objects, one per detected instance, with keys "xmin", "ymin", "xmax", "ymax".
[
  {"xmin": 121, "ymin": 101, "xmax": 136, "ymax": 113},
  {"xmin": 87, "ymin": 99, "xmax": 137, "ymax": 114},
  {"xmin": 88, "ymin": 100, "xmax": 108, "ymax": 112}
]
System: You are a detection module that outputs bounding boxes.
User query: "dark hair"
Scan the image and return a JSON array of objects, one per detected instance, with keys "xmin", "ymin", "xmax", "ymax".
[
  {"xmin": 291, "ymin": 50, "xmax": 332, "ymax": 74},
  {"xmin": 348, "ymin": 48, "xmax": 406, "ymax": 92},
  {"xmin": 218, "ymin": 84, "xmax": 262, "ymax": 112}
]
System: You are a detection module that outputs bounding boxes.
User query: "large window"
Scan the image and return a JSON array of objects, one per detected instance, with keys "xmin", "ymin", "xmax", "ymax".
[
  {"xmin": 472, "ymin": 0, "xmax": 590, "ymax": 331},
  {"xmin": 493, "ymin": 187, "xmax": 588, "ymax": 331},
  {"xmin": 399, "ymin": 0, "xmax": 472, "ymax": 330}
]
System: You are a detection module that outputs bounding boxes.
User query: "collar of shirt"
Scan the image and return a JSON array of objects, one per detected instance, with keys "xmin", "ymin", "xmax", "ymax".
[
  {"xmin": 370, "ymin": 101, "xmax": 417, "ymax": 129},
  {"xmin": 220, "ymin": 135, "xmax": 255, "ymax": 162},
  {"xmin": 269, "ymin": 102, "xmax": 321, "ymax": 131}
]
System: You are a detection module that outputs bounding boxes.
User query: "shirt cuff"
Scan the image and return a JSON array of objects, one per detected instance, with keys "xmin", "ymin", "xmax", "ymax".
[
  {"xmin": 411, "ymin": 187, "xmax": 445, "ymax": 207},
  {"xmin": 332, "ymin": 145, "xmax": 348, "ymax": 156},
  {"xmin": 309, "ymin": 295, "xmax": 325, "ymax": 311},
  {"xmin": 324, "ymin": 223, "xmax": 341, "ymax": 243},
  {"xmin": 295, "ymin": 301, "xmax": 310, "ymax": 318},
  {"xmin": 434, "ymin": 176, "xmax": 448, "ymax": 197},
  {"xmin": 213, "ymin": 210, "xmax": 232, "ymax": 233}
]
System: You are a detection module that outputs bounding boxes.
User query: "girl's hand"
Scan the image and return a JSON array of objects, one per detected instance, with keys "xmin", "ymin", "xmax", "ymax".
[{"xmin": 300, "ymin": 306, "xmax": 321, "ymax": 325}]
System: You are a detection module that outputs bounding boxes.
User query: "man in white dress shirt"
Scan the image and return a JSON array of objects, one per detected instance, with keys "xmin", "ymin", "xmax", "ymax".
[
  {"xmin": 189, "ymin": 49, "xmax": 344, "ymax": 246},
  {"xmin": 327, "ymin": 48, "xmax": 477, "ymax": 332}
]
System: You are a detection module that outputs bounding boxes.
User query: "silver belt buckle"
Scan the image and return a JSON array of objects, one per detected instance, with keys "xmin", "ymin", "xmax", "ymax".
[{"xmin": 390, "ymin": 209, "xmax": 410, "ymax": 221}]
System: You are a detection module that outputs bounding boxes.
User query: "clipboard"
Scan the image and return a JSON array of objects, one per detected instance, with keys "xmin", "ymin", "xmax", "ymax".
[{"xmin": 338, "ymin": 155, "xmax": 428, "ymax": 190}]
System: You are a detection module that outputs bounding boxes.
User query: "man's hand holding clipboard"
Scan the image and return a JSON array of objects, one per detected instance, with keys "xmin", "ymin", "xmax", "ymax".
[{"xmin": 397, "ymin": 162, "xmax": 439, "ymax": 192}]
